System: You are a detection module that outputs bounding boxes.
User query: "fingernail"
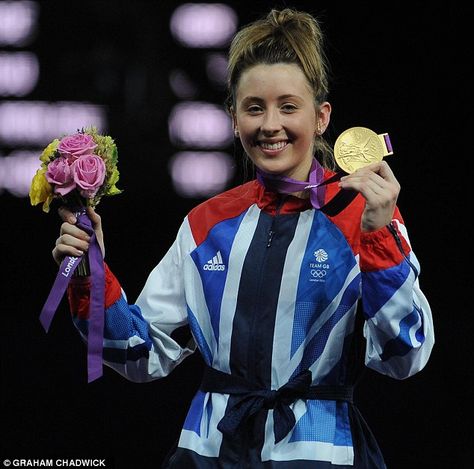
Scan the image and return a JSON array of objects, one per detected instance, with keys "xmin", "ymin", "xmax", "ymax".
[{"xmin": 69, "ymin": 216, "xmax": 76, "ymax": 224}]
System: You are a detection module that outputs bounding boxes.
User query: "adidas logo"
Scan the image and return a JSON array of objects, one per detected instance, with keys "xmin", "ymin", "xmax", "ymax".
[{"xmin": 203, "ymin": 250, "xmax": 226, "ymax": 271}]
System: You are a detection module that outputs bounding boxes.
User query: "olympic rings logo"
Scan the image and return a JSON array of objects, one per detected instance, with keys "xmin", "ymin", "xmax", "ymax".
[{"xmin": 310, "ymin": 269, "xmax": 327, "ymax": 278}]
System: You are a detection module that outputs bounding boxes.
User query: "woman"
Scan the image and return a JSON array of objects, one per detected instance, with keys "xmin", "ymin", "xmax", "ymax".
[{"xmin": 53, "ymin": 8, "xmax": 434, "ymax": 468}]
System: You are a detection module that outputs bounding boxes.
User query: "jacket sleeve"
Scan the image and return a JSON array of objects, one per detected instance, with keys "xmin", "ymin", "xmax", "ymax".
[
  {"xmin": 359, "ymin": 210, "xmax": 434, "ymax": 379},
  {"xmin": 67, "ymin": 217, "xmax": 197, "ymax": 383}
]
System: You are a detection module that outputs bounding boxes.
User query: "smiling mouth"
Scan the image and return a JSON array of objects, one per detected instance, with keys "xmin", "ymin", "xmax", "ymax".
[{"xmin": 258, "ymin": 140, "xmax": 289, "ymax": 151}]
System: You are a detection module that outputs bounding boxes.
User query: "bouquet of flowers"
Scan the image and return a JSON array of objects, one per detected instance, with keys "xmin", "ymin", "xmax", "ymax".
[
  {"xmin": 30, "ymin": 127, "xmax": 122, "ymax": 382},
  {"xmin": 29, "ymin": 126, "xmax": 121, "ymax": 213}
]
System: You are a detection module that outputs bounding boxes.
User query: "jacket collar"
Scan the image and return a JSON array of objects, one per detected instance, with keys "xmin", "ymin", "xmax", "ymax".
[{"xmin": 253, "ymin": 179, "xmax": 313, "ymax": 215}]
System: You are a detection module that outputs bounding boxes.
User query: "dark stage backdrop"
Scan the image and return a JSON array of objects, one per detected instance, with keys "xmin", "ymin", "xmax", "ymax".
[{"xmin": 1, "ymin": 2, "xmax": 470, "ymax": 468}]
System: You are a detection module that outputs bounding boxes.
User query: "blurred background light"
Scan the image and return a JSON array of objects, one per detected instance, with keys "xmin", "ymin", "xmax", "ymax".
[
  {"xmin": 0, "ymin": 0, "xmax": 39, "ymax": 47},
  {"xmin": 0, "ymin": 150, "xmax": 40, "ymax": 196},
  {"xmin": 170, "ymin": 3, "xmax": 237, "ymax": 48},
  {"xmin": 169, "ymin": 151, "xmax": 234, "ymax": 197},
  {"xmin": 168, "ymin": 101, "xmax": 232, "ymax": 148},
  {"xmin": 169, "ymin": 69, "xmax": 198, "ymax": 99},
  {"xmin": 205, "ymin": 52, "xmax": 228, "ymax": 87},
  {"xmin": 0, "ymin": 101, "xmax": 107, "ymax": 145},
  {"xmin": 0, "ymin": 51, "xmax": 39, "ymax": 96}
]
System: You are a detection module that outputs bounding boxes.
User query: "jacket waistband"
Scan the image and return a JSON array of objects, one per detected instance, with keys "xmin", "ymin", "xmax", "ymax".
[{"xmin": 200, "ymin": 365, "xmax": 353, "ymax": 443}]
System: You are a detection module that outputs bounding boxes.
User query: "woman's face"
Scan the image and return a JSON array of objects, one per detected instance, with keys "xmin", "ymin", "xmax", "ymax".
[{"xmin": 233, "ymin": 63, "xmax": 331, "ymax": 181}]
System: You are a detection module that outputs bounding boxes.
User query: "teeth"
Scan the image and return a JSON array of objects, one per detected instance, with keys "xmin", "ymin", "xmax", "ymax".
[{"xmin": 260, "ymin": 141, "xmax": 287, "ymax": 150}]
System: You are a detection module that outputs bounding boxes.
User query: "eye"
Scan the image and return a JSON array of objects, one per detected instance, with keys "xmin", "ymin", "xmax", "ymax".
[
  {"xmin": 246, "ymin": 105, "xmax": 263, "ymax": 114},
  {"xmin": 281, "ymin": 103, "xmax": 298, "ymax": 113}
]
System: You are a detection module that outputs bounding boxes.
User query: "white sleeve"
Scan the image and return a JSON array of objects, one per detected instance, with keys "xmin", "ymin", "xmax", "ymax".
[
  {"xmin": 73, "ymin": 217, "xmax": 198, "ymax": 383},
  {"xmin": 361, "ymin": 219, "xmax": 435, "ymax": 380}
]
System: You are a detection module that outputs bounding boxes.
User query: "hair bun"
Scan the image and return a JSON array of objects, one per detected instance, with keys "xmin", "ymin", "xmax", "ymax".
[
  {"xmin": 268, "ymin": 8, "xmax": 297, "ymax": 26},
  {"xmin": 268, "ymin": 8, "xmax": 317, "ymax": 35}
]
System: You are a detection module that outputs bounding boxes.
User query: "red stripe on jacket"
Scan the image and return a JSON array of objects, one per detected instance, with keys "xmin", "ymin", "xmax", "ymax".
[{"xmin": 67, "ymin": 263, "xmax": 122, "ymax": 320}]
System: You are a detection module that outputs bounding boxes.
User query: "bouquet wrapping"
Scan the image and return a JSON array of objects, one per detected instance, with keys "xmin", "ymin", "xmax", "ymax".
[{"xmin": 30, "ymin": 127, "xmax": 122, "ymax": 382}]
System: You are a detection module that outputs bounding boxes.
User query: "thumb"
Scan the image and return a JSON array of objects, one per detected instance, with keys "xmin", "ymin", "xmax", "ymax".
[
  {"xmin": 86, "ymin": 206, "xmax": 105, "ymax": 258},
  {"xmin": 86, "ymin": 206, "xmax": 102, "ymax": 230}
]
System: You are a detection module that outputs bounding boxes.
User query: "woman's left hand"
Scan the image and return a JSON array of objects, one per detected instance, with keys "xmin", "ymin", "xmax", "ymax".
[{"xmin": 338, "ymin": 161, "xmax": 400, "ymax": 232}]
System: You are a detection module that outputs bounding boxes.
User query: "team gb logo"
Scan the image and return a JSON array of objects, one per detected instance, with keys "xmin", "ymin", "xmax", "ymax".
[{"xmin": 313, "ymin": 249, "xmax": 328, "ymax": 262}]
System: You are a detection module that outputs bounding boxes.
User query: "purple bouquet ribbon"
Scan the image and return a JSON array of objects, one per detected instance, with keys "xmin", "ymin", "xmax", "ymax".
[
  {"xmin": 39, "ymin": 210, "xmax": 105, "ymax": 383},
  {"xmin": 256, "ymin": 158, "xmax": 357, "ymax": 216}
]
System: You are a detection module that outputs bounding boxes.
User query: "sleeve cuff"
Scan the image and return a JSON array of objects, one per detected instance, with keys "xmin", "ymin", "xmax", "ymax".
[
  {"xmin": 359, "ymin": 223, "xmax": 410, "ymax": 272},
  {"xmin": 67, "ymin": 262, "xmax": 122, "ymax": 319}
]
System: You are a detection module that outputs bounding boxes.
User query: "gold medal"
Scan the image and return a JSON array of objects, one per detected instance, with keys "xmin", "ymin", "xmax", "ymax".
[{"xmin": 334, "ymin": 127, "xmax": 393, "ymax": 173}]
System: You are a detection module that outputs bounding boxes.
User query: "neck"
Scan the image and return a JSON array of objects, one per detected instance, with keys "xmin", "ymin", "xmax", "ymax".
[
  {"xmin": 256, "ymin": 157, "xmax": 326, "ymax": 208},
  {"xmin": 291, "ymin": 189, "xmax": 310, "ymax": 199},
  {"xmin": 281, "ymin": 160, "xmax": 313, "ymax": 184}
]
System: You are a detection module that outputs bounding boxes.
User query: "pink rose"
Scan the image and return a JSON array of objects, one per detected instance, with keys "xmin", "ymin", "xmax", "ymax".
[
  {"xmin": 71, "ymin": 154, "xmax": 106, "ymax": 198},
  {"xmin": 58, "ymin": 133, "xmax": 97, "ymax": 162},
  {"xmin": 45, "ymin": 156, "xmax": 76, "ymax": 196}
]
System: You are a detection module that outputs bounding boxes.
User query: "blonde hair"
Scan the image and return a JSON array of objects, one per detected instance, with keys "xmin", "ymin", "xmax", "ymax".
[{"xmin": 226, "ymin": 8, "xmax": 334, "ymax": 169}]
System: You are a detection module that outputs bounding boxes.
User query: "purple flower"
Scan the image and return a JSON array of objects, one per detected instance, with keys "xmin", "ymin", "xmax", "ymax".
[
  {"xmin": 58, "ymin": 133, "xmax": 97, "ymax": 162},
  {"xmin": 45, "ymin": 156, "xmax": 76, "ymax": 196},
  {"xmin": 72, "ymin": 154, "xmax": 106, "ymax": 198}
]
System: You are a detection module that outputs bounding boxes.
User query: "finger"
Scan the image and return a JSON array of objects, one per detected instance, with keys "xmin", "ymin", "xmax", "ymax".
[
  {"xmin": 86, "ymin": 206, "xmax": 102, "ymax": 230},
  {"xmin": 55, "ymin": 233, "xmax": 90, "ymax": 252},
  {"xmin": 359, "ymin": 161, "xmax": 399, "ymax": 186},
  {"xmin": 58, "ymin": 206, "xmax": 77, "ymax": 224},
  {"xmin": 339, "ymin": 171, "xmax": 400, "ymax": 207},
  {"xmin": 59, "ymin": 222, "xmax": 91, "ymax": 241},
  {"xmin": 85, "ymin": 206, "xmax": 105, "ymax": 259},
  {"xmin": 52, "ymin": 244, "xmax": 84, "ymax": 264},
  {"xmin": 340, "ymin": 176, "xmax": 386, "ymax": 201},
  {"xmin": 375, "ymin": 160, "xmax": 394, "ymax": 176},
  {"xmin": 341, "ymin": 165, "xmax": 399, "ymax": 193},
  {"xmin": 340, "ymin": 170, "xmax": 388, "ymax": 191},
  {"xmin": 53, "ymin": 243, "xmax": 85, "ymax": 258}
]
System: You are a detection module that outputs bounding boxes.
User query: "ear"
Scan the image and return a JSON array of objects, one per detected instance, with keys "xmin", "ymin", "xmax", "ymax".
[
  {"xmin": 230, "ymin": 107, "xmax": 239, "ymax": 136},
  {"xmin": 316, "ymin": 101, "xmax": 332, "ymax": 134},
  {"xmin": 230, "ymin": 107, "xmax": 237, "ymax": 129}
]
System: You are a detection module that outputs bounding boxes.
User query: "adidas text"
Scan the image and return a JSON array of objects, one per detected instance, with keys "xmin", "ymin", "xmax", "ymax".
[{"xmin": 203, "ymin": 264, "xmax": 225, "ymax": 271}]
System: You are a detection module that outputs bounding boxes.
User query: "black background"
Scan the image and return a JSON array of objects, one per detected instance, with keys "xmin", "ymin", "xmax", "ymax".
[{"xmin": 1, "ymin": 1, "xmax": 471, "ymax": 468}]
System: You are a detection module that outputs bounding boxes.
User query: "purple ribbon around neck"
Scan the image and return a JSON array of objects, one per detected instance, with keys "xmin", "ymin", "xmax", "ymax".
[
  {"xmin": 256, "ymin": 158, "xmax": 358, "ymax": 216},
  {"xmin": 39, "ymin": 210, "xmax": 105, "ymax": 383}
]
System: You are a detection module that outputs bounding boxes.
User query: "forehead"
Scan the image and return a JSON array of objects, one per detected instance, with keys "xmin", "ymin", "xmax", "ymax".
[{"xmin": 236, "ymin": 63, "xmax": 313, "ymax": 101}]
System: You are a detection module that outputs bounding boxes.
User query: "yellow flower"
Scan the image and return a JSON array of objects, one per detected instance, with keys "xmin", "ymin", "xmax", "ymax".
[
  {"xmin": 106, "ymin": 167, "xmax": 122, "ymax": 196},
  {"xmin": 29, "ymin": 167, "xmax": 54, "ymax": 212},
  {"xmin": 39, "ymin": 139, "xmax": 60, "ymax": 164}
]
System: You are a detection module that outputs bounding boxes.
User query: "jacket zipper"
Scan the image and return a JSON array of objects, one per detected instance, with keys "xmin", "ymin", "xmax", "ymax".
[
  {"xmin": 266, "ymin": 196, "xmax": 286, "ymax": 248},
  {"xmin": 242, "ymin": 196, "xmax": 287, "ymax": 466},
  {"xmin": 387, "ymin": 221, "xmax": 419, "ymax": 278},
  {"xmin": 249, "ymin": 195, "xmax": 286, "ymax": 377}
]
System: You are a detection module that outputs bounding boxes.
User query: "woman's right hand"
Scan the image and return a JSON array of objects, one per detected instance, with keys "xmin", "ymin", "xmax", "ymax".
[{"xmin": 52, "ymin": 206, "xmax": 105, "ymax": 266}]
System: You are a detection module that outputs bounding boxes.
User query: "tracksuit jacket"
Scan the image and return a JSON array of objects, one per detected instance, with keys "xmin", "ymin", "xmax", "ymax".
[{"xmin": 68, "ymin": 174, "xmax": 434, "ymax": 468}]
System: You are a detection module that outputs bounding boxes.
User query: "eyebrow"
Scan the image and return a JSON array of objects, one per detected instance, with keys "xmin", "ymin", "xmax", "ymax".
[{"xmin": 241, "ymin": 94, "xmax": 303, "ymax": 104}]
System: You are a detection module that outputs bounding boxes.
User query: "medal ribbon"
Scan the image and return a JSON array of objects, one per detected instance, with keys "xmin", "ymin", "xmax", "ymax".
[
  {"xmin": 39, "ymin": 210, "xmax": 105, "ymax": 383},
  {"xmin": 256, "ymin": 158, "xmax": 358, "ymax": 216}
]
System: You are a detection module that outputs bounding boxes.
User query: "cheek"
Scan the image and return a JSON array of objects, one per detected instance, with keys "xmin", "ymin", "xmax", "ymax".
[
  {"xmin": 291, "ymin": 119, "xmax": 316, "ymax": 146},
  {"xmin": 237, "ymin": 119, "xmax": 257, "ymax": 145}
]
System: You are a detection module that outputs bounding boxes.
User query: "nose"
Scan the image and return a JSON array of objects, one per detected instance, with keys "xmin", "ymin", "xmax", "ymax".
[{"xmin": 261, "ymin": 108, "xmax": 282, "ymax": 135}]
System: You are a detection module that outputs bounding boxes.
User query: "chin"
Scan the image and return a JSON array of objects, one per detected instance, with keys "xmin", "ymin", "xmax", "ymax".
[{"xmin": 253, "ymin": 158, "xmax": 294, "ymax": 176}]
